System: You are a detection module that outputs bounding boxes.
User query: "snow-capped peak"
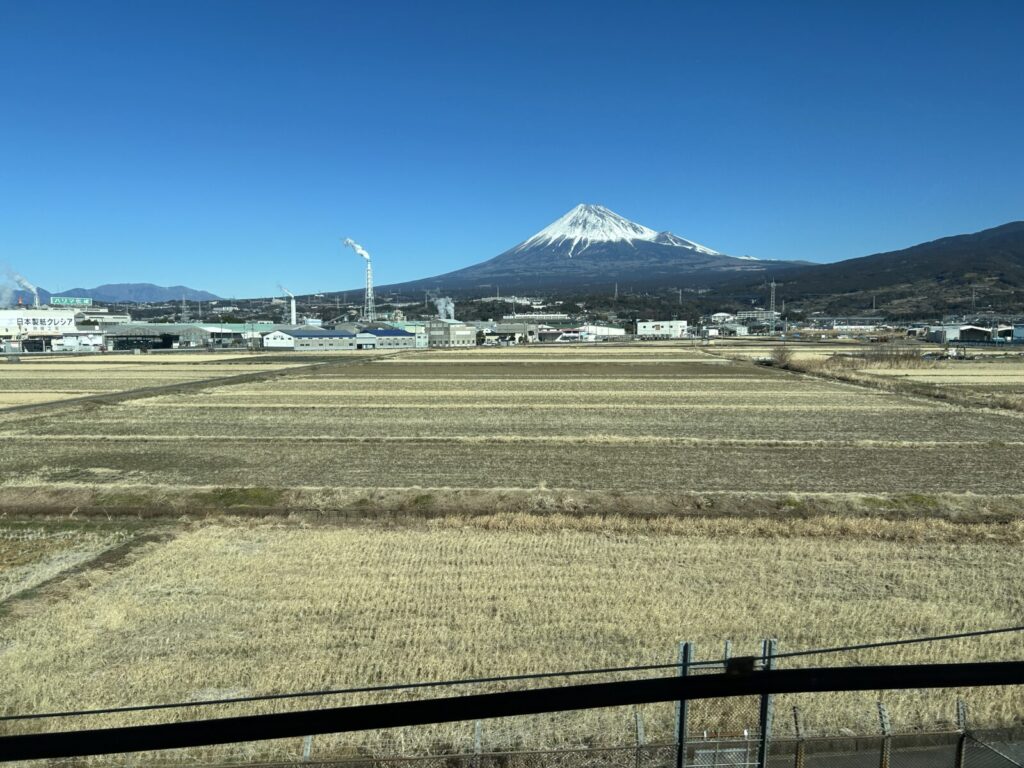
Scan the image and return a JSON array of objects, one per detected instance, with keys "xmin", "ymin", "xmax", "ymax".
[{"xmin": 514, "ymin": 203, "xmax": 721, "ymax": 257}]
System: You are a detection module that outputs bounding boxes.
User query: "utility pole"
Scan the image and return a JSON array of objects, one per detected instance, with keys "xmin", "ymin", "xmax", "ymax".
[{"xmin": 768, "ymin": 280, "xmax": 776, "ymax": 336}]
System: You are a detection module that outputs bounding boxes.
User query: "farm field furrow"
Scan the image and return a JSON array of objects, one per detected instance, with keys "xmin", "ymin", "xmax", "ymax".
[
  {"xmin": 0, "ymin": 356, "xmax": 321, "ymax": 408},
  {"xmin": 0, "ymin": 525, "xmax": 131, "ymax": 603},
  {"xmin": 9, "ymin": 402, "xmax": 1022, "ymax": 442},
  {"xmin": 3, "ymin": 435, "xmax": 1023, "ymax": 493}
]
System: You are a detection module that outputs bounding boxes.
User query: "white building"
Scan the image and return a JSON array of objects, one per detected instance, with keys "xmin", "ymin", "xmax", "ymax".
[
  {"xmin": 427, "ymin": 319, "xmax": 476, "ymax": 348},
  {"xmin": 53, "ymin": 331, "xmax": 107, "ymax": 352},
  {"xmin": 262, "ymin": 330, "xmax": 297, "ymax": 349},
  {"xmin": 577, "ymin": 324, "xmax": 626, "ymax": 340},
  {"xmin": 384, "ymin": 322, "xmax": 429, "ymax": 348},
  {"xmin": 356, "ymin": 328, "xmax": 417, "ymax": 349},
  {"xmin": 0, "ymin": 309, "xmax": 78, "ymax": 339},
  {"xmin": 710, "ymin": 312, "xmax": 735, "ymax": 323},
  {"xmin": 292, "ymin": 330, "xmax": 356, "ymax": 351},
  {"xmin": 637, "ymin": 320, "xmax": 689, "ymax": 339}
]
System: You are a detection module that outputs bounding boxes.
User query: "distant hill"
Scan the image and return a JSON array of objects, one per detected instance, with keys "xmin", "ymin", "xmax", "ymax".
[
  {"xmin": 381, "ymin": 204, "xmax": 804, "ymax": 293},
  {"xmin": 713, "ymin": 221, "xmax": 1024, "ymax": 316},
  {"xmin": 54, "ymin": 284, "xmax": 221, "ymax": 303}
]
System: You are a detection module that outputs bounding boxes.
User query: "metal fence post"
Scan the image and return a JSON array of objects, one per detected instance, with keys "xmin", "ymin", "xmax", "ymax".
[
  {"xmin": 675, "ymin": 641, "xmax": 693, "ymax": 768},
  {"xmin": 792, "ymin": 707, "xmax": 805, "ymax": 768},
  {"xmin": 635, "ymin": 706, "xmax": 646, "ymax": 768},
  {"xmin": 878, "ymin": 702, "xmax": 892, "ymax": 768},
  {"xmin": 473, "ymin": 720, "xmax": 482, "ymax": 768},
  {"xmin": 301, "ymin": 735, "xmax": 313, "ymax": 763},
  {"xmin": 954, "ymin": 698, "xmax": 968, "ymax": 768},
  {"xmin": 757, "ymin": 639, "xmax": 777, "ymax": 768}
]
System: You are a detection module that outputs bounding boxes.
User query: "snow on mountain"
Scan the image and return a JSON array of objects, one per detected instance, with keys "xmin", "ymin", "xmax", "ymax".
[{"xmin": 515, "ymin": 203, "xmax": 723, "ymax": 258}]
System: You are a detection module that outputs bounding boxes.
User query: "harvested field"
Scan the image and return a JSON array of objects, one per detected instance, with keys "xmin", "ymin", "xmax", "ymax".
[
  {"xmin": 0, "ymin": 524, "xmax": 131, "ymax": 604},
  {"xmin": 2, "ymin": 345, "xmax": 1023, "ymax": 763},
  {"xmin": 0, "ymin": 353, "xmax": 319, "ymax": 408},
  {"xmin": 3, "ymin": 347, "xmax": 1023, "ymax": 497},
  {"xmin": 0, "ymin": 519, "xmax": 1020, "ymax": 762}
]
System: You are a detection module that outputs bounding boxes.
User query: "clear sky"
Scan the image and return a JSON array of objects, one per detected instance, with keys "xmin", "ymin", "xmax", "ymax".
[{"xmin": 2, "ymin": 0, "xmax": 1022, "ymax": 297}]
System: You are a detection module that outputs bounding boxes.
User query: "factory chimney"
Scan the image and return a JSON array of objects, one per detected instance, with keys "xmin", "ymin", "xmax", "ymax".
[
  {"xmin": 343, "ymin": 238, "xmax": 376, "ymax": 323},
  {"xmin": 279, "ymin": 285, "xmax": 297, "ymax": 325}
]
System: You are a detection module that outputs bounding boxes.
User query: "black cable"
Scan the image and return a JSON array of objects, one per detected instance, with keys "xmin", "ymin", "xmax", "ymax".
[
  {"xmin": 772, "ymin": 624, "xmax": 1024, "ymax": 662},
  {"xmin": 2, "ymin": 624, "xmax": 1021, "ymax": 723},
  {"xmin": 0, "ymin": 661, "xmax": 680, "ymax": 723}
]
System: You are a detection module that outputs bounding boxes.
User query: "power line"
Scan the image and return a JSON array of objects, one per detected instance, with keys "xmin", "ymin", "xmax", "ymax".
[{"xmin": 2, "ymin": 624, "xmax": 1021, "ymax": 723}]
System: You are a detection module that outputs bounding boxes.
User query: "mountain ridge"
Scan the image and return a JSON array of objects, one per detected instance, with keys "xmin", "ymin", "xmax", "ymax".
[
  {"xmin": 8, "ymin": 283, "xmax": 221, "ymax": 305},
  {"xmin": 712, "ymin": 220, "xmax": 1024, "ymax": 315},
  {"xmin": 382, "ymin": 203, "xmax": 797, "ymax": 293}
]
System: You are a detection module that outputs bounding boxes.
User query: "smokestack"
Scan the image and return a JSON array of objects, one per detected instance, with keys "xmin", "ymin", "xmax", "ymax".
[
  {"xmin": 279, "ymin": 285, "xmax": 297, "ymax": 325},
  {"xmin": 343, "ymin": 238, "xmax": 376, "ymax": 322}
]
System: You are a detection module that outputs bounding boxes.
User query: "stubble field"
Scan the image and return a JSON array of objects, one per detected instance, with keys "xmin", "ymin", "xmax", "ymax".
[{"xmin": 1, "ymin": 344, "xmax": 1022, "ymax": 762}]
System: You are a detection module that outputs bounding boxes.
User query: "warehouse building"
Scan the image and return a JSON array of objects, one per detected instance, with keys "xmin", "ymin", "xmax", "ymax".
[
  {"xmin": 0, "ymin": 309, "xmax": 78, "ymax": 350},
  {"xmin": 636, "ymin": 320, "xmax": 689, "ymax": 339},
  {"xmin": 292, "ymin": 329, "xmax": 356, "ymax": 350},
  {"xmin": 359, "ymin": 328, "xmax": 416, "ymax": 349},
  {"xmin": 262, "ymin": 330, "xmax": 300, "ymax": 349},
  {"xmin": 382, "ymin": 322, "xmax": 429, "ymax": 348},
  {"xmin": 427, "ymin": 319, "xmax": 476, "ymax": 348},
  {"xmin": 102, "ymin": 323, "xmax": 252, "ymax": 350}
]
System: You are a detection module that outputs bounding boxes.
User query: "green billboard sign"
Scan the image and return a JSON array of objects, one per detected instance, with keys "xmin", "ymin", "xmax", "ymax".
[{"xmin": 51, "ymin": 297, "xmax": 93, "ymax": 307}]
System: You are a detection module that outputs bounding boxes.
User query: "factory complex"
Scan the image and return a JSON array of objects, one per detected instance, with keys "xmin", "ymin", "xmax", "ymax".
[{"xmin": 0, "ymin": 303, "xmax": 670, "ymax": 354}]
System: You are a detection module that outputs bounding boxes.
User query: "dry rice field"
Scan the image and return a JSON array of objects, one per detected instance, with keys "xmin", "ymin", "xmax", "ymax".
[
  {"xmin": 0, "ymin": 351, "xmax": 328, "ymax": 408},
  {"xmin": 0, "ymin": 344, "xmax": 1022, "ymax": 762}
]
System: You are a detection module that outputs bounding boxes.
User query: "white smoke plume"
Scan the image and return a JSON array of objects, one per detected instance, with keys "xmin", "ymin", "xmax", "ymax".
[
  {"xmin": 11, "ymin": 272, "xmax": 35, "ymax": 293},
  {"xmin": 4, "ymin": 268, "xmax": 39, "ymax": 307},
  {"xmin": 343, "ymin": 238, "xmax": 371, "ymax": 261},
  {"xmin": 434, "ymin": 296, "xmax": 455, "ymax": 320}
]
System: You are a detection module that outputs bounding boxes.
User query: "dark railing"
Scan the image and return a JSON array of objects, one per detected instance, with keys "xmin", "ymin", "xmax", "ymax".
[{"xmin": 1, "ymin": 661, "xmax": 1022, "ymax": 763}]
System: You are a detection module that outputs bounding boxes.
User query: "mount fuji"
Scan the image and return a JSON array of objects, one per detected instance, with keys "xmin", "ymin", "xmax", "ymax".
[{"xmin": 385, "ymin": 204, "xmax": 799, "ymax": 293}]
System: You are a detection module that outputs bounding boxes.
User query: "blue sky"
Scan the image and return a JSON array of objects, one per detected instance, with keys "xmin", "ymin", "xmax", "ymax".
[{"xmin": 2, "ymin": 0, "xmax": 1022, "ymax": 297}]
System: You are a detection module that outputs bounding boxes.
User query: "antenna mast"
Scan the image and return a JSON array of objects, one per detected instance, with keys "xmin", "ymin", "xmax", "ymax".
[{"xmin": 768, "ymin": 279, "xmax": 776, "ymax": 335}]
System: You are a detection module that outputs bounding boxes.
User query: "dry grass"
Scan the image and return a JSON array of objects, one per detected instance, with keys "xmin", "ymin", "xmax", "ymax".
[
  {"xmin": 2, "ymin": 345, "xmax": 1023, "ymax": 764},
  {"xmin": 0, "ymin": 355, "xmax": 310, "ymax": 408},
  {"xmin": 0, "ymin": 520, "xmax": 1020, "ymax": 763},
  {"xmin": 0, "ymin": 525, "xmax": 131, "ymax": 603}
]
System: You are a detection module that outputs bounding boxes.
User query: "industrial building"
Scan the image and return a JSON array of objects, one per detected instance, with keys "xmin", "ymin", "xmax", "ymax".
[
  {"xmin": 360, "ymin": 328, "xmax": 416, "ymax": 349},
  {"xmin": 636, "ymin": 320, "xmax": 689, "ymax": 339},
  {"xmin": 924, "ymin": 324, "xmax": 1015, "ymax": 343},
  {"xmin": 291, "ymin": 329, "xmax": 356, "ymax": 350},
  {"xmin": 102, "ymin": 323, "xmax": 257, "ymax": 350},
  {"xmin": 1, "ymin": 309, "xmax": 77, "ymax": 338},
  {"xmin": 427, "ymin": 319, "xmax": 476, "ymax": 348},
  {"xmin": 274, "ymin": 327, "xmax": 416, "ymax": 351},
  {"xmin": 380, "ymin": 322, "xmax": 429, "ymax": 348}
]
